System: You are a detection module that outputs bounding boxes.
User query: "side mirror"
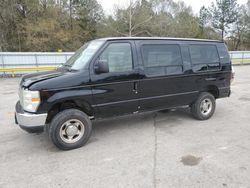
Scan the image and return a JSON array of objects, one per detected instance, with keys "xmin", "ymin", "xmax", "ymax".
[{"xmin": 94, "ymin": 60, "xmax": 109, "ymax": 74}]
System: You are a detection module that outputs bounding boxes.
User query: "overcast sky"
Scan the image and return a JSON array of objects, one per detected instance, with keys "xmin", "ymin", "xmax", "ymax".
[{"xmin": 97, "ymin": 0, "xmax": 248, "ymax": 15}]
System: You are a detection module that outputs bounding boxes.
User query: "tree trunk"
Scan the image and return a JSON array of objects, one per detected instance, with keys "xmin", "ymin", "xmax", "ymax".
[
  {"xmin": 69, "ymin": 0, "xmax": 73, "ymax": 30},
  {"xmin": 17, "ymin": 29, "xmax": 21, "ymax": 52},
  {"xmin": 129, "ymin": 0, "xmax": 132, "ymax": 37},
  {"xmin": 221, "ymin": 28, "xmax": 224, "ymax": 41},
  {"xmin": 234, "ymin": 32, "xmax": 241, "ymax": 50}
]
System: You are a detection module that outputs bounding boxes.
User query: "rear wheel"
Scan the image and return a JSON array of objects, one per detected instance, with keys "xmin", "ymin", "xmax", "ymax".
[
  {"xmin": 191, "ymin": 92, "xmax": 216, "ymax": 120},
  {"xmin": 49, "ymin": 109, "xmax": 92, "ymax": 150}
]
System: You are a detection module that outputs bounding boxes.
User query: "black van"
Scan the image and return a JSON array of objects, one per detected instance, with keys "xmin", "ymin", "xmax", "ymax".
[{"xmin": 15, "ymin": 37, "xmax": 232, "ymax": 150}]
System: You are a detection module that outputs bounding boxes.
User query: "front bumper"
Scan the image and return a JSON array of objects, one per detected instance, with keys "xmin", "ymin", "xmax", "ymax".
[{"xmin": 15, "ymin": 101, "xmax": 47, "ymax": 133}]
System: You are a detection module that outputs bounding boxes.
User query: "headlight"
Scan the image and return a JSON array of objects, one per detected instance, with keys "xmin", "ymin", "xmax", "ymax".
[{"xmin": 21, "ymin": 89, "xmax": 40, "ymax": 112}]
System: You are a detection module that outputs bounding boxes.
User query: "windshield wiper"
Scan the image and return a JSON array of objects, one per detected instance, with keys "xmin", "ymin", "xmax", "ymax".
[
  {"xmin": 61, "ymin": 64, "xmax": 79, "ymax": 72},
  {"xmin": 63, "ymin": 64, "xmax": 72, "ymax": 68},
  {"xmin": 61, "ymin": 64, "xmax": 73, "ymax": 71}
]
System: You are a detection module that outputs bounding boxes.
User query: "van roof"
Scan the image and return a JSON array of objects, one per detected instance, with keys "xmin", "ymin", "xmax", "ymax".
[{"xmin": 98, "ymin": 37, "xmax": 222, "ymax": 43}]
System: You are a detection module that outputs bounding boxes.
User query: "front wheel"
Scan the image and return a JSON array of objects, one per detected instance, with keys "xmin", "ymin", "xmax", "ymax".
[
  {"xmin": 191, "ymin": 92, "xmax": 216, "ymax": 120},
  {"xmin": 49, "ymin": 109, "xmax": 92, "ymax": 150}
]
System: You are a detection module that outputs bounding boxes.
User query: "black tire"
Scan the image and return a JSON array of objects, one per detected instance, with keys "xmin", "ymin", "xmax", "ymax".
[
  {"xmin": 191, "ymin": 92, "xmax": 216, "ymax": 120},
  {"xmin": 49, "ymin": 109, "xmax": 92, "ymax": 150}
]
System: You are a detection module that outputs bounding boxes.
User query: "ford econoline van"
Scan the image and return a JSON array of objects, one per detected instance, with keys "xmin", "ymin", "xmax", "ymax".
[{"xmin": 15, "ymin": 37, "xmax": 232, "ymax": 150}]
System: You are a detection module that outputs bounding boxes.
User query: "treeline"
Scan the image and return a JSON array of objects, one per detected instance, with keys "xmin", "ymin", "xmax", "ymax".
[{"xmin": 0, "ymin": 0, "xmax": 250, "ymax": 52}]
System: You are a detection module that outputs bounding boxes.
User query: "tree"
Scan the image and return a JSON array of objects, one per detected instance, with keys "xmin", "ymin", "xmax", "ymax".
[
  {"xmin": 209, "ymin": 0, "xmax": 239, "ymax": 40},
  {"xmin": 199, "ymin": 6, "xmax": 210, "ymax": 33},
  {"xmin": 0, "ymin": 0, "xmax": 104, "ymax": 51},
  {"xmin": 150, "ymin": 0, "xmax": 200, "ymax": 38},
  {"xmin": 228, "ymin": 5, "xmax": 247, "ymax": 50},
  {"xmin": 0, "ymin": 0, "xmax": 26, "ymax": 51},
  {"xmin": 73, "ymin": 0, "xmax": 104, "ymax": 40},
  {"xmin": 1, "ymin": 0, "xmax": 250, "ymax": 51},
  {"xmin": 172, "ymin": 1, "xmax": 200, "ymax": 38},
  {"xmin": 100, "ymin": 0, "xmax": 154, "ymax": 37}
]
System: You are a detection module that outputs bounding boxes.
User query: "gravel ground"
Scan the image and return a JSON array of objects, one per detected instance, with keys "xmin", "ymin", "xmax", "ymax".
[{"xmin": 0, "ymin": 66, "xmax": 250, "ymax": 188}]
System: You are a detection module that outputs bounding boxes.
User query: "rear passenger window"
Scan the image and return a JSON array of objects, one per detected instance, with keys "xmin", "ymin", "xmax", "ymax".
[
  {"xmin": 189, "ymin": 44, "xmax": 220, "ymax": 71},
  {"xmin": 141, "ymin": 44, "xmax": 183, "ymax": 76}
]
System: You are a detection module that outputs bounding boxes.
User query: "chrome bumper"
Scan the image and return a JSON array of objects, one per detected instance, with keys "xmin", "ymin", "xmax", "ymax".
[
  {"xmin": 15, "ymin": 101, "xmax": 47, "ymax": 133},
  {"xmin": 16, "ymin": 111, "xmax": 47, "ymax": 127}
]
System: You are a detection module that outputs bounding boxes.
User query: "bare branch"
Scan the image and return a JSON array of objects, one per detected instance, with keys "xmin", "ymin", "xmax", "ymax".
[
  {"xmin": 131, "ymin": 16, "xmax": 152, "ymax": 31},
  {"xmin": 132, "ymin": 30, "xmax": 153, "ymax": 37},
  {"xmin": 0, "ymin": 13, "xmax": 5, "ymax": 23},
  {"xmin": 131, "ymin": 1, "xmax": 139, "ymax": 17},
  {"xmin": 107, "ymin": 24, "xmax": 128, "ymax": 36},
  {"xmin": 115, "ymin": 29, "xmax": 128, "ymax": 36}
]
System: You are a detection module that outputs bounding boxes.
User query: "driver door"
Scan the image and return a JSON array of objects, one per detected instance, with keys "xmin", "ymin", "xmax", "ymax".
[{"xmin": 90, "ymin": 41, "xmax": 140, "ymax": 118}]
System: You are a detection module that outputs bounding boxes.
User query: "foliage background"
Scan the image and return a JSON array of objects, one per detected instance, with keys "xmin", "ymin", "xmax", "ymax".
[{"xmin": 0, "ymin": 0, "xmax": 250, "ymax": 52}]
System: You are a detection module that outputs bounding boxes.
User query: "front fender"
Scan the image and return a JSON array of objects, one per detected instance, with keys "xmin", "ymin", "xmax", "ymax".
[{"xmin": 37, "ymin": 87, "xmax": 94, "ymax": 115}]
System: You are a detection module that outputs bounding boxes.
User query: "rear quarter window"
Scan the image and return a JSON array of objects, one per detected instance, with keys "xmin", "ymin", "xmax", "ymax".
[
  {"xmin": 217, "ymin": 43, "xmax": 231, "ymax": 64},
  {"xmin": 189, "ymin": 44, "xmax": 220, "ymax": 72}
]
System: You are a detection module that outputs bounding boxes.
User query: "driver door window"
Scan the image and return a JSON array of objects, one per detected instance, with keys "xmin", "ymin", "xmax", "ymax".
[{"xmin": 99, "ymin": 43, "xmax": 133, "ymax": 73}]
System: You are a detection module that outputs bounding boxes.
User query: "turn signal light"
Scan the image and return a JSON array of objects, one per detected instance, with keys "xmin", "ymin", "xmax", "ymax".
[{"xmin": 31, "ymin": 98, "xmax": 40, "ymax": 102}]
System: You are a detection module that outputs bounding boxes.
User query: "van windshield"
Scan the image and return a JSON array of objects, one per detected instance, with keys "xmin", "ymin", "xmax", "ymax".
[{"xmin": 63, "ymin": 40, "xmax": 104, "ymax": 70}]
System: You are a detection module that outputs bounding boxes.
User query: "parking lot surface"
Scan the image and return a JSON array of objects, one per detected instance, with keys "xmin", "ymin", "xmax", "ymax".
[{"xmin": 0, "ymin": 66, "xmax": 250, "ymax": 188}]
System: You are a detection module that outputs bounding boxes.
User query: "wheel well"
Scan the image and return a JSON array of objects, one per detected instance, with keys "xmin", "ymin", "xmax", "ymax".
[
  {"xmin": 204, "ymin": 85, "xmax": 219, "ymax": 99},
  {"xmin": 46, "ymin": 100, "xmax": 93, "ymax": 124}
]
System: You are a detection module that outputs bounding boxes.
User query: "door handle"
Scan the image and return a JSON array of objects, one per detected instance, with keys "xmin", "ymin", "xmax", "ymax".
[
  {"xmin": 205, "ymin": 78, "xmax": 216, "ymax": 81},
  {"xmin": 133, "ymin": 82, "xmax": 138, "ymax": 94}
]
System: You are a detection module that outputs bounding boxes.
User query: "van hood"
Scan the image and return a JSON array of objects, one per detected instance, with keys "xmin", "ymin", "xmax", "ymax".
[
  {"xmin": 20, "ymin": 68, "xmax": 90, "ymax": 91},
  {"xmin": 21, "ymin": 69, "xmax": 67, "ymax": 88}
]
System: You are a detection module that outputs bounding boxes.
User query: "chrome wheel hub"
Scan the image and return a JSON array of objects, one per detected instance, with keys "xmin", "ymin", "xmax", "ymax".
[
  {"xmin": 200, "ymin": 98, "xmax": 212, "ymax": 116},
  {"xmin": 59, "ymin": 119, "xmax": 85, "ymax": 144},
  {"xmin": 66, "ymin": 125, "xmax": 78, "ymax": 136}
]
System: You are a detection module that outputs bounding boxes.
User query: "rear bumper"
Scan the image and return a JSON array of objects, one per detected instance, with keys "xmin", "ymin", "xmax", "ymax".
[
  {"xmin": 15, "ymin": 101, "xmax": 47, "ymax": 133},
  {"xmin": 219, "ymin": 87, "xmax": 231, "ymax": 98}
]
